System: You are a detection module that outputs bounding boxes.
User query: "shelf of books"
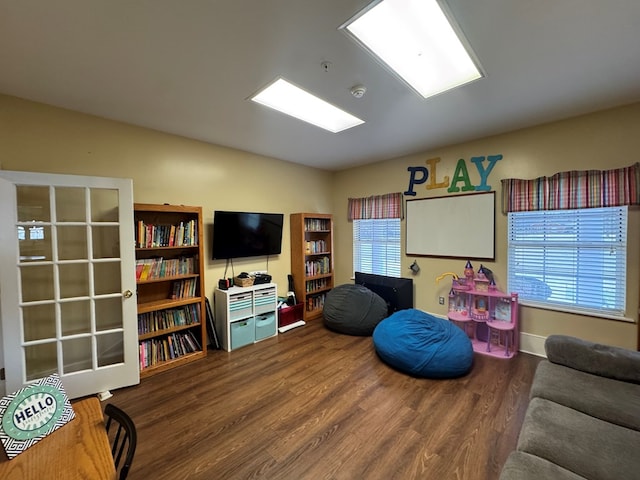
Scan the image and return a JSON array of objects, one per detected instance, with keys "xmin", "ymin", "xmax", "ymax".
[
  {"xmin": 290, "ymin": 213, "xmax": 334, "ymax": 321},
  {"xmin": 134, "ymin": 203, "xmax": 207, "ymax": 377}
]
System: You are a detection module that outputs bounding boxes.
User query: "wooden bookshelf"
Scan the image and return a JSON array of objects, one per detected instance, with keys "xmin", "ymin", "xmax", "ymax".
[
  {"xmin": 134, "ymin": 203, "xmax": 207, "ymax": 378},
  {"xmin": 290, "ymin": 213, "xmax": 334, "ymax": 321}
]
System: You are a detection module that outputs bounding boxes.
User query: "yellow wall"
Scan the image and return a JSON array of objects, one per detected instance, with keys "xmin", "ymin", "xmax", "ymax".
[
  {"xmin": 0, "ymin": 94, "xmax": 334, "ymax": 298},
  {"xmin": 1, "ymin": 94, "xmax": 638, "ymax": 351},
  {"xmin": 332, "ymin": 103, "xmax": 640, "ymax": 350}
]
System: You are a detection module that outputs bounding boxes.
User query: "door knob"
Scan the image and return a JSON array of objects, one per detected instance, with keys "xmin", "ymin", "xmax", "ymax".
[{"xmin": 123, "ymin": 289, "xmax": 133, "ymax": 298}]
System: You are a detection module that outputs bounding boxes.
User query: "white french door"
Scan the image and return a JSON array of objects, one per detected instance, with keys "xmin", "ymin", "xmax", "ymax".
[{"xmin": 0, "ymin": 171, "xmax": 139, "ymax": 399}]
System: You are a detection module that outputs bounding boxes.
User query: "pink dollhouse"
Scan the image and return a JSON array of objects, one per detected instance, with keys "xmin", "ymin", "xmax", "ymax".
[{"xmin": 446, "ymin": 261, "xmax": 519, "ymax": 358}]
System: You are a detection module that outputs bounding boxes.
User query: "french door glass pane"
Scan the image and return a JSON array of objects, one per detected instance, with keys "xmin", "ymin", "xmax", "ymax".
[
  {"xmin": 25, "ymin": 342, "xmax": 57, "ymax": 381},
  {"xmin": 55, "ymin": 187, "xmax": 86, "ymax": 221},
  {"xmin": 62, "ymin": 337, "xmax": 93, "ymax": 373},
  {"xmin": 58, "ymin": 263, "xmax": 90, "ymax": 298},
  {"xmin": 17, "ymin": 186, "xmax": 50, "ymax": 222},
  {"xmin": 61, "ymin": 300, "xmax": 91, "ymax": 336},
  {"xmin": 95, "ymin": 297, "xmax": 123, "ymax": 331},
  {"xmin": 94, "ymin": 262, "xmax": 121, "ymax": 295},
  {"xmin": 57, "ymin": 226, "xmax": 88, "ymax": 260},
  {"xmin": 91, "ymin": 188, "xmax": 119, "ymax": 222},
  {"xmin": 23, "ymin": 304, "xmax": 56, "ymax": 341},
  {"xmin": 92, "ymin": 225, "xmax": 120, "ymax": 258},
  {"xmin": 19, "ymin": 225, "xmax": 52, "ymax": 261},
  {"xmin": 20, "ymin": 265, "xmax": 55, "ymax": 301},
  {"xmin": 97, "ymin": 332, "xmax": 124, "ymax": 367}
]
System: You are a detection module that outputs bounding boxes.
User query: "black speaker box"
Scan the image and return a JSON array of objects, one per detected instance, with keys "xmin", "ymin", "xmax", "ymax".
[{"xmin": 253, "ymin": 274, "xmax": 272, "ymax": 285}]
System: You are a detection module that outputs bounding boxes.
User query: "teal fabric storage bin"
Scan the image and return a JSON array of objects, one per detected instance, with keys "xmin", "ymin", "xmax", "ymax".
[
  {"xmin": 255, "ymin": 312, "xmax": 276, "ymax": 341},
  {"xmin": 231, "ymin": 317, "xmax": 255, "ymax": 350}
]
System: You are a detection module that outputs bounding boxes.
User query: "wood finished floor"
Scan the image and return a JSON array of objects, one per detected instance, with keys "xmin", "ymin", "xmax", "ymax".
[{"xmin": 108, "ymin": 320, "xmax": 542, "ymax": 480}]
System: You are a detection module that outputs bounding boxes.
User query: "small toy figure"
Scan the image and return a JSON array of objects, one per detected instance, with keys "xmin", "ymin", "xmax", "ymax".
[
  {"xmin": 463, "ymin": 263, "xmax": 475, "ymax": 290},
  {"xmin": 448, "ymin": 289, "xmax": 456, "ymax": 312},
  {"xmin": 464, "ymin": 260, "xmax": 474, "ymax": 282}
]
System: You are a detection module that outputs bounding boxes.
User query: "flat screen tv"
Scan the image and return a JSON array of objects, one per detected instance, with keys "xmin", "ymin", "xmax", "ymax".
[
  {"xmin": 354, "ymin": 272, "xmax": 414, "ymax": 315},
  {"xmin": 212, "ymin": 211, "xmax": 284, "ymax": 260}
]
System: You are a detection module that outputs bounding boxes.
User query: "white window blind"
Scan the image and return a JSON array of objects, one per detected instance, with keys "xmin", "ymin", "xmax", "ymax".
[
  {"xmin": 353, "ymin": 218, "xmax": 401, "ymax": 277},
  {"xmin": 507, "ymin": 206, "xmax": 627, "ymax": 318}
]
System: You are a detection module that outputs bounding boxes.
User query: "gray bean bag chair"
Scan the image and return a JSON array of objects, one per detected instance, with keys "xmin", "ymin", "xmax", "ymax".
[{"xmin": 323, "ymin": 284, "xmax": 388, "ymax": 336}]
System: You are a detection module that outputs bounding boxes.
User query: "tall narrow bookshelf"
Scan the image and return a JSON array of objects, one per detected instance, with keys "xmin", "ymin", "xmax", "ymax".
[
  {"xmin": 290, "ymin": 213, "xmax": 334, "ymax": 321},
  {"xmin": 134, "ymin": 203, "xmax": 207, "ymax": 378}
]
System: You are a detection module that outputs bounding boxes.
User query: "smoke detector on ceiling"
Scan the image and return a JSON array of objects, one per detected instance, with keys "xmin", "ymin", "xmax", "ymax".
[{"xmin": 350, "ymin": 85, "xmax": 367, "ymax": 98}]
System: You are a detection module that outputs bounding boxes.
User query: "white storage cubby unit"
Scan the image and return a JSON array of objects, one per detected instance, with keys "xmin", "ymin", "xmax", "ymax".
[{"xmin": 214, "ymin": 283, "xmax": 278, "ymax": 351}]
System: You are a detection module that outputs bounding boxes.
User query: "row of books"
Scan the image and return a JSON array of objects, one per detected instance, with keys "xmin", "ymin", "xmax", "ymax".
[
  {"xmin": 304, "ymin": 218, "xmax": 330, "ymax": 232},
  {"xmin": 172, "ymin": 278, "xmax": 197, "ymax": 299},
  {"xmin": 305, "ymin": 240, "xmax": 328, "ymax": 254},
  {"xmin": 305, "ymin": 256, "xmax": 331, "ymax": 276},
  {"xmin": 139, "ymin": 330, "xmax": 202, "ymax": 370},
  {"xmin": 135, "ymin": 220, "xmax": 198, "ymax": 248},
  {"xmin": 306, "ymin": 293, "xmax": 326, "ymax": 312},
  {"xmin": 305, "ymin": 277, "xmax": 330, "ymax": 293},
  {"xmin": 138, "ymin": 304, "xmax": 200, "ymax": 335},
  {"xmin": 135, "ymin": 256, "xmax": 198, "ymax": 281}
]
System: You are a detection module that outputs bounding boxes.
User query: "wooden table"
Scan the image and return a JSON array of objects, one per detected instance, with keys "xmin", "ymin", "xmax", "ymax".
[{"xmin": 0, "ymin": 396, "xmax": 116, "ymax": 480}]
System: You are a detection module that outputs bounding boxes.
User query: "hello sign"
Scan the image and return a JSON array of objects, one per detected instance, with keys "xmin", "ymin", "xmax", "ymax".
[{"xmin": 0, "ymin": 374, "xmax": 75, "ymax": 459}]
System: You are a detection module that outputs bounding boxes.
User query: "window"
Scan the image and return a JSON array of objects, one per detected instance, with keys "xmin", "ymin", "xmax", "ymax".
[
  {"xmin": 507, "ymin": 206, "xmax": 628, "ymax": 319},
  {"xmin": 353, "ymin": 218, "xmax": 401, "ymax": 277}
]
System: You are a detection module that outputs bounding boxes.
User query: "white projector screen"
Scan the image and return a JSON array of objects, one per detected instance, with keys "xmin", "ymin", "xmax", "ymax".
[{"xmin": 406, "ymin": 192, "xmax": 495, "ymax": 259}]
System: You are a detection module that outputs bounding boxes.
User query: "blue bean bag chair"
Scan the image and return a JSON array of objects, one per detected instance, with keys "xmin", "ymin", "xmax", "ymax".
[
  {"xmin": 323, "ymin": 284, "xmax": 388, "ymax": 336},
  {"xmin": 373, "ymin": 309, "xmax": 473, "ymax": 378}
]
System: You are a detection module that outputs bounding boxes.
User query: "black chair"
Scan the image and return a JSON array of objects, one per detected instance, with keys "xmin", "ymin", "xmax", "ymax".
[{"xmin": 104, "ymin": 403, "xmax": 137, "ymax": 480}]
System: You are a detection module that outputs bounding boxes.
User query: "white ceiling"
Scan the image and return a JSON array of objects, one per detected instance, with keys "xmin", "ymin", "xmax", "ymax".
[{"xmin": 1, "ymin": 1, "xmax": 639, "ymax": 171}]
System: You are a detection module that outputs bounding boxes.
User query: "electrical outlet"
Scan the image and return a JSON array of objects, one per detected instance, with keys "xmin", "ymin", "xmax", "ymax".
[{"xmin": 438, "ymin": 296, "xmax": 445, "ymax": 305}]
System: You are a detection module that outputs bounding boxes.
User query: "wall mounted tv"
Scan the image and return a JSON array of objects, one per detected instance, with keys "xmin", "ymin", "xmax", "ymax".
[
  {"xmin": 212, "ymin": 211, "xmax": 284, "ymax": 260},
  {"xmin": 354, "ymin": 272, "xmax": 414, "ymax": 316}
]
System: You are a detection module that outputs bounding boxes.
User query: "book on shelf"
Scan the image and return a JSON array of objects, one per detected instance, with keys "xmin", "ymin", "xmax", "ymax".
[
  {"xmin": 304, "ymin": 256, "xmax": 331, "ymax": 276},
  {"xmin": 139, "ymin": 330, "xmax": 203, "ymax": 369},
  {"xmin": 305, "ymin": 239, "xmax": 327, "ymax": 254},
  {"xmin": 135, "ymin": 219, "xmax": 199, "ymax": 248},
  {"xmin": 136, "ymin": 256, "xmax": 198, "ymax": 281},
  {"xmin": 304, "ymin": 218, "xmax": 329, "ymax": 232},
  {"xmin": 137, "ymin": 304, "xmax": 200, "ymax": 335},
  {"xmin": 171, "ymin": 278, "xmax": 197, "ymax": 299}
]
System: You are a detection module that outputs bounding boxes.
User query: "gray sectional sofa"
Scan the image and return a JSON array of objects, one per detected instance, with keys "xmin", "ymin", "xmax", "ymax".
[{"xmin": 500, "ymin": 334, "xmax": 640, "ymax": 480}]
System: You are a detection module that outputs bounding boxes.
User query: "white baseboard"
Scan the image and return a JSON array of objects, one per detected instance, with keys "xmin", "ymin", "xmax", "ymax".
[{"xmin": 518, "ymin": 332, "xmax": 547, "ymax": 357}]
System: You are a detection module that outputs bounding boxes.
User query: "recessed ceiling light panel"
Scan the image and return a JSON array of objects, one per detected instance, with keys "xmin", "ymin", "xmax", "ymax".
[
  {"xmin": 341, "ymin": 0, "xmax": 483, "ymax": 99},
  {"xmin": 250, "ymin": 78, "xmax": 365, "ymax": 133}
]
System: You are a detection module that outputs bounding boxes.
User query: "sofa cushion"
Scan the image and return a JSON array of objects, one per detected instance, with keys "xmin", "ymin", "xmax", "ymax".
[
  {"xmin": 531, "ymin": 360, "xmax": 640, "ymax": 431},
  {"xmin": 545, "ymin": 335, "xmax": 640, "ymax": 384},
  {"xmin": 517, "ymin": 397, "xmax": 640, "ymax": 480},
  {"xmin": 499, "ymin": 451, "xmax": 587, "ymax": 480}
]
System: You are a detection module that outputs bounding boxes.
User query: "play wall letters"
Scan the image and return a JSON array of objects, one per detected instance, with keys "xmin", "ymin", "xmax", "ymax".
[{"xmin": 405, "ymin": 155, "xmax": 502, "ymax": 196}]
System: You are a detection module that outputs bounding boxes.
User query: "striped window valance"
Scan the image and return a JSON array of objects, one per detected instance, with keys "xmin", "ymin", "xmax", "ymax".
[
  {"xmin": 348, "ymin": 192, "xmax": 403, "ymax": 220},
  {"xmin": 501, "ymin": 163, "xmax": 640, "ymax": 213}
]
